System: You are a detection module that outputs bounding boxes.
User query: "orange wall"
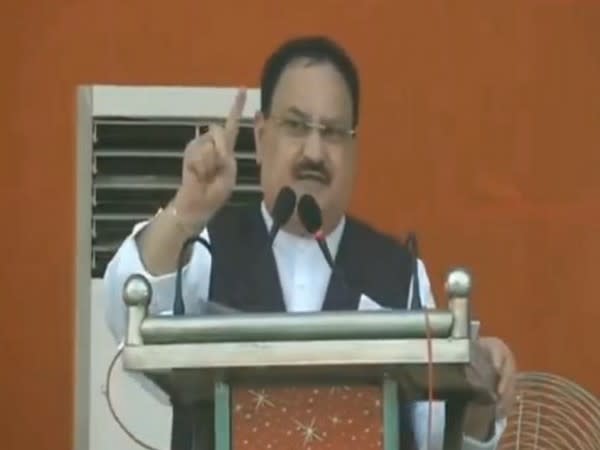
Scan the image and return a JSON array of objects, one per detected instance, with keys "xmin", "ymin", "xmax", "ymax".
[{"xmin": 2, "ymin": 1, "xmax": 599, "ymax": 449}]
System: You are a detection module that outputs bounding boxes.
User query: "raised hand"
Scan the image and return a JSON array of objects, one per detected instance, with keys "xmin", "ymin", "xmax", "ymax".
[{"xmin": 173, "ymin": 88, "xmax": 247, "ymax": 227}]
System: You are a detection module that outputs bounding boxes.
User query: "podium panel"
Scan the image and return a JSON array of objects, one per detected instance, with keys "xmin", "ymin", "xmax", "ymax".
[{"xmin": 230, "ymin": 384, "xmax": 385, "ymax": 450}]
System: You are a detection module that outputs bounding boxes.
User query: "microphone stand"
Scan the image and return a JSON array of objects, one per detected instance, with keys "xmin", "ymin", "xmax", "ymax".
[{"xmin": 173, "ymin": 236, "xmax": 212, "ymax": 315}]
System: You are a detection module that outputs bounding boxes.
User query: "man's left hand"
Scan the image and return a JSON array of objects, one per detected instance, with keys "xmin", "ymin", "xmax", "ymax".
[
  {"xmin": 480, "ymin": 337, "xmax": 517, "ymax": 418},
  {"xmin": 463, "ymin": 337, "xmax": 517, "ymax": 440}
]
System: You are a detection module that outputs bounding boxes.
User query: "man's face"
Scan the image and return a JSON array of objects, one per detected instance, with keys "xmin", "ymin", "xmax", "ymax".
[{"xmin": 254, "ymin": 59, "xmax": 357, "ymax": 233}]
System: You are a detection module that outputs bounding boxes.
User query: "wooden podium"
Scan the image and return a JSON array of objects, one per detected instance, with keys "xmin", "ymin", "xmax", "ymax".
[{"xmin": 120, "ymin": 269, "xmax": 495, "ymax": 450}]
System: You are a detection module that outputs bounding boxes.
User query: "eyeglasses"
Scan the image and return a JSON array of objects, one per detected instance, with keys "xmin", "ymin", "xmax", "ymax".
[{"xmin": 272, "ymin": 116, "xmax": 356, "ymax": 145}]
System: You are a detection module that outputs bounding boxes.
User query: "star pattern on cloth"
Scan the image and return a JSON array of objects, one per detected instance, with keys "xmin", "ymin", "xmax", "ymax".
[
  {"xmin": 294, "ymin": 417, "xmax": 324, "ymax": 446},
  {"xmin": 232, "ymin": 385, "xmax": 384, "ymax": 450},
  {"xmin": 249, "ymin": 389, "xmax": 276, "ymax": 412}
]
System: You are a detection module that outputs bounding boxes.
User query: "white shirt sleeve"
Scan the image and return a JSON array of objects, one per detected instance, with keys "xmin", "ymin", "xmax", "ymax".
[
  {"xmin": 411, "ymin": 259, "xmax": 507, "ymax": 450},
  {"xmin": 102, "ymin": 220, "xmax": 215, "ymax": 405},
  {"xmin": 102, "ymin": 220, "xmax": 213, "ymax": 344}
]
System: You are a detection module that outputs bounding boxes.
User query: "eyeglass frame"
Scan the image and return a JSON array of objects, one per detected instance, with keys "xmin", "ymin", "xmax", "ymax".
[{"xmin": 267, "ymin": 113, "xmax": 357, "ymax": 144}]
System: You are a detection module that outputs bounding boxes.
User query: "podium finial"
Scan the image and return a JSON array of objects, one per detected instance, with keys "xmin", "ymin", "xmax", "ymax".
[
  {"xmin": 123, "ymin": 274, "xmax": 152, "ymax": 307},
  {"xmin": 445, "ymin": 267, "xmax": 472, "ymax": 299}
]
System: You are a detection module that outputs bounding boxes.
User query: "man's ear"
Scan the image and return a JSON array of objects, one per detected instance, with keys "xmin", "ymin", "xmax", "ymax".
[{"xmin": 254, "ymin": 110, "xmax": 265, "ymax": 165}]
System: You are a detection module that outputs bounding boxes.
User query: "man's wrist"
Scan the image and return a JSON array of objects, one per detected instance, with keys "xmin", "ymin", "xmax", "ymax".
[
  {"xmin": 168, "ymin": 191, "xmax": 212, "ymax": 236},
  {"xmin": 164, "ymin": 203, "xmax": 206, "ymax": 237}
]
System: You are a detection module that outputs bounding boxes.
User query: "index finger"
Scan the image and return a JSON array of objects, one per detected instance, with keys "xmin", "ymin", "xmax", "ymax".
[{"xmin": 224, "ymin": 87, "xmax": 247, "ymax": 146}]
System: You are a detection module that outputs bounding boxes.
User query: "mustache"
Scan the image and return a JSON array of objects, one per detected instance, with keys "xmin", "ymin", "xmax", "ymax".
[{"xmin": 292, "ymin": 160, "xmax": 331, "ymax": 184}]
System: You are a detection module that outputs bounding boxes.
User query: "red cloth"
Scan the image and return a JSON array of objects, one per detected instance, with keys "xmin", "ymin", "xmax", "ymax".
[{"xmin": 232, "ymin": 385, "xmax": 384, "ymax": 450}]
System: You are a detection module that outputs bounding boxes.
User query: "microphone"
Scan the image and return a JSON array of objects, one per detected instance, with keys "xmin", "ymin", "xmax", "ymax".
[
  {"xmin": 404, "ymin": 232, "xmax": 422, "ymax": 310},
  {"xmin": 297, "ymin": 194, "xmax": 335, "ymax": 268},
  {"xmin": 297, "ymin": 194, "xmax": 361, "ymax": 309},
  {"xmin": 267, "ymin": 186, "xmax": 297, "ymax": 246}
]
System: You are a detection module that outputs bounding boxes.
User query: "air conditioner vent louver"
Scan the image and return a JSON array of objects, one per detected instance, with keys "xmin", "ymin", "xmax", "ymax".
[{"xmin": 92, "ymin": 117, "xmax": 261, "ymax": 278}]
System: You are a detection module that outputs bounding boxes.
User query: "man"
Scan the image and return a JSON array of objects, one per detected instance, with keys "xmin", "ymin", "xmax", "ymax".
[{"xmin": 104, "ymin": 36, "xmax": 516, "ymax": 450}]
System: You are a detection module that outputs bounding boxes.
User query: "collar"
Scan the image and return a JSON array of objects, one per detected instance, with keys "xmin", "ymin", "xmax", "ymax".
[{"xmin": 260, "ymin": 201, "xmax": 346, "ymax": 258}]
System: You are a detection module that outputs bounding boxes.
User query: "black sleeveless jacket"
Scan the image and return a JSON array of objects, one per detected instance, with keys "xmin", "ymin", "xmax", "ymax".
[{"xmin": 170, "ymin": 204, "xmax": 420, "ymax": 450}]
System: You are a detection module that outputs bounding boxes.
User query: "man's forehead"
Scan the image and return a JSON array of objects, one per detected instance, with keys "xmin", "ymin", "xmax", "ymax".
[{"xmin": 270, "ymin": 61, "xmax": 353, "ymax": 122}]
